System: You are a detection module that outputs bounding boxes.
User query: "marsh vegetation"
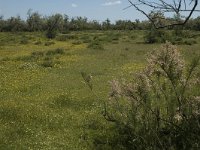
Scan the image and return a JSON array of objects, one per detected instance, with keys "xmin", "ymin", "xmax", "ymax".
[{"xmin": 0, "ymin": 24, "xmax": 200, "ymax": 149}]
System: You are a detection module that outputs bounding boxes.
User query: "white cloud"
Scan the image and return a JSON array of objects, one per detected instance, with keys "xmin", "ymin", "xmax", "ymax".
[
  {"xmin": 71, "ymin": 3, "xmax": 78, "ymax": 8},
  {"xmin": 102, "ymin": 0, "xmax": 122, "ymax": 6}
]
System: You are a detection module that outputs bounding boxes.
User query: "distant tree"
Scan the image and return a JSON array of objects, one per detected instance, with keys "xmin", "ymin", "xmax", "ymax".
[
  {"xmin": 102, "ymin": 18, "xmax": 111, "ymax": 30},
  {"xmin": 0, "ymin": 16, "xmax": 4, "ymax": 31},
  {"xmin": 5, "ymin": 16, "xmax": 26, "ymax": 32},
  {"xmin": 63, "ymin": 14, "xmax": 69, "ymax": 32},
  {"xmin": 46, "ymin": 14, "xmax": 64, "ymax": 38},
  {"xmin": 115, "ymin": 20, "xmax": 135, "ymax": 30},
  {"xmin": 27, "ymin": 9, "xmax": 44, "ymax": 31},
  {"xmin": 193, "ymin": 16, "xmax": 200, "ymax": 30},
  {"xmin": 69, "ymin": 17, "xmax": 79, "ymax": 31},
  {"xmin": 76, "ymin": 17, "xmax": 88, "ymax": 30},
  {"xmin": 90, "ymin": 20, "xmax": 101, "ymax": 30}
]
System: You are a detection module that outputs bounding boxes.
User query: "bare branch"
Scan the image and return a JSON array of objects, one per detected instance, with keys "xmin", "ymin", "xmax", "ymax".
[{"xmin": 126, "ymin": 0, "xmax": 199, "ymax": 28}]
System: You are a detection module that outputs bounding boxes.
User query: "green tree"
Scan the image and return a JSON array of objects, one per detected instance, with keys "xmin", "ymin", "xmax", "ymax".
[
  {"xmin": 27, "ymin": 10, "xmax": 44, "ymax": 31},
  {"xmin": 46, "ymin": 14, "xmax": 64, "ymax": 38},
  {"xmin": 5, "ymin": 16, "xmax": 26, "ymax": 32},
  {"xmin": 102, "ymin": 18, "xmax": 111, "ymax": 30}
]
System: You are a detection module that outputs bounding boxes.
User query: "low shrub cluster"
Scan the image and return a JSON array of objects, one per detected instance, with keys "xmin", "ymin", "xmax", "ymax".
[
  {"xmin": 144, "ymin": 29, "xmax": 169, "ymax": 43},
  {"xmin": 88, "ymin": 40, "xmax": 104, "ymax": 50},
  {"xmin": 56, "ymin": 34, "xmax": 79, "ymax": 41},
  {"xmin": 16, "ymin": 48, "xmax": 65, "ymax": 68},
  {"xmin": 145, "ymin": 29, "xmax": 198, "ymax": 45}
]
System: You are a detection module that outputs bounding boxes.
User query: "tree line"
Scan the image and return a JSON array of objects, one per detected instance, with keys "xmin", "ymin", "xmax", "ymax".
[{"xmin": 0, "ymin": 10, "xmax": 200, "ymax": 33}]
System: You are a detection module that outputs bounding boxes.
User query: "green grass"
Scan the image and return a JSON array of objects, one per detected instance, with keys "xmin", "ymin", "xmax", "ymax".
[{"xmin": 0, "ymin": 31, "xmax": 200, "ymax": 149}]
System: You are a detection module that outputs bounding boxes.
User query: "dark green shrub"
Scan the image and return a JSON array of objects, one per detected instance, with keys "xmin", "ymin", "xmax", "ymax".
[
  {"xmin": 184, "ymin": 39, "xmax": 197, "ymax": 45},
  {"xmin": 46, "ymin": 30, "xmax": 57, "ymax": 39},
  {"xmin": 88, "ymin": 41, "xmax": 104, "ymax": 50},
  {"xmin": 144, "ymin": 29, "xmax": 169, "ymax": 43},
  {"xmin": 46, "ymin": 48, "xmax": 65, "ymax": 56},
  {"xmin": 171, "ymin": 37, "xmax": 197, "ymax": 45}
]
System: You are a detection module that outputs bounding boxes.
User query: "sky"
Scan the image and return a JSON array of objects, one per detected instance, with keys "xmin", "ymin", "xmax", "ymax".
[
  {"xmin": 0, "ymin": 0, "xmax": 199, "ymax": 22},
  {"xmin": 0, "ymin": 0, "xmax": 144, "ymax": 22}
]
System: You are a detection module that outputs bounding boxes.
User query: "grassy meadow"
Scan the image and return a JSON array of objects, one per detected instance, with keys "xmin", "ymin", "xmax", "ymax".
[{"xmin": 0, "ymin": 30, "xmax": 200, "ymax": 149}]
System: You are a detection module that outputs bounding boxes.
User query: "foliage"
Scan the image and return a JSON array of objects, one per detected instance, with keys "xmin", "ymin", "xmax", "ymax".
[
  {"xmin": 1, "ymin": 11, "xmax": 200, "ymax": 33},
  {"xmin": 144, "ymin": 28, "xmax": 198, "ymax": 45},
  {"xmin": 45, "ymin": 14, "xmax": 64, "ymax": 39},
  {"xmin": 103, "ymin": 42, "xmax": 200, "ymax": 149},
  {"xmin": 144, "ymin": 28, "xmax": 169, "ymax": 43},
  {"xmin": 88, "ymin": 40, "xmax": 104, "ymax": 50},
  {"xmin": 27, "ymin": 10, "xmax": 44, "ymax": 31},
  {"xmin": 46, "ymin": 48, "xmax": 65, "ymax": 56}
]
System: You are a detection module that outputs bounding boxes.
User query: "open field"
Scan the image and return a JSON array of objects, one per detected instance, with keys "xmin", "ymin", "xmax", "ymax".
[{"xmin": 0, "ymin": 31, "xmax": 200, "ymax": 149}]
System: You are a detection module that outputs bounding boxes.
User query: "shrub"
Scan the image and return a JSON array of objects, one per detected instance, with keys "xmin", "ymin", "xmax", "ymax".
[
  {"xmin": 57, "ymin": 34, "xmax": 78, "ymax": 41},
  {"xmin": 19, "ymin": 36, "xmax": 29, "ymax": 45},
  {"xmin": 31, "ymin": 51, "xmax": 44, "ymax": 59},
  {"xmin": 144, "ymin": 29, "xmax": 169, "ymax": 43},
  {"xmin": 101, "ymin": 42, "xmax": 200, "ymax": 149},
  {"xmin": 184, "ymin": 39, "xmax": 197, "ymax": 45},
  {"xmin": 56, "ymin": 34, "xmax": 68, "ymax": 41},
  {"xmin": 46, "ymin": 48, "xmax": 65, "ymax": 56},
  {"xmin": 88, "ymin": 41, "xmax": 104, "ymax": 50},
  {"xmin": 40, "ymin": 57, "xmax": 54, "ymax": 68},
  {"xmin": 46, "ymin": 30, "xmax": 57, "ymax": 39}
]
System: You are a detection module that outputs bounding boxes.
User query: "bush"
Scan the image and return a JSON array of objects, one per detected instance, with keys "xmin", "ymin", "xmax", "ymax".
[
  {"xmin": 101, "ymin": 42, "xmax": 200, "ymax": 149},
  {"xmin": 31, "ymin": 51, "xmax": 44, "ymax": 59},
  {"xmin": 46, "ymin": 48, "xmax": 65, "ymax": 56},
  {"xmin": 88, "ymin": 41, "xmax": 104, "ymax": 50},
  {"xmin": 20, "ymin": 38, "xmax": 29, "ymax": 44},
  {"xmin": 184, "ymin": 39, "xmax": 197, "ymax": 45},
  {"xmin": 56, "ymin": 34, "xmax": 68, "ymax": 41},
  {"xmin": 46, "ymin": 30, "xmax": 57, "ymax": 39},
  {"xmin": 144, "ymin": 29, "xmax": 169, "ymax": 43}
]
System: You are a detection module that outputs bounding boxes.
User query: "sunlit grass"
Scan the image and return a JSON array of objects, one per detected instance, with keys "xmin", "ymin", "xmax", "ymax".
[{"xmin": 0, "ymin": 31, "xmax": 200, "ymax": 149}]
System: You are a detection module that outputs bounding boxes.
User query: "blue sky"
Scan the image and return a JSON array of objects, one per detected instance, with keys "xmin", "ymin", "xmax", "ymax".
[
  {"xmin": 0, "ymin": 0, "xmax": 199, "ymax": 22},
  {"xmin": 0, "ymin": 0, "xmax": 146, "ymax": 22}
]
